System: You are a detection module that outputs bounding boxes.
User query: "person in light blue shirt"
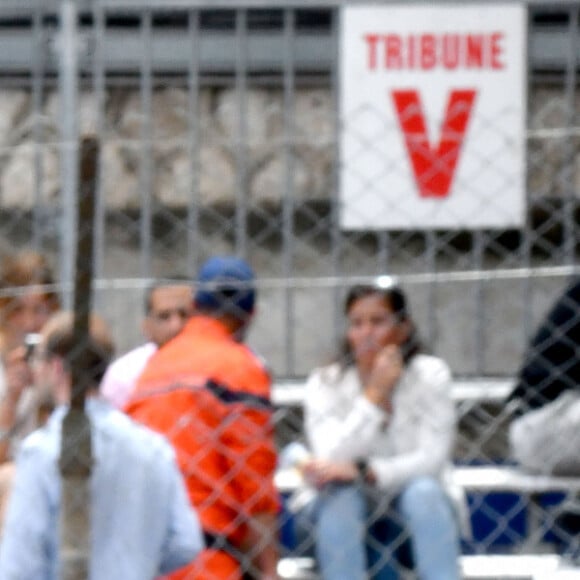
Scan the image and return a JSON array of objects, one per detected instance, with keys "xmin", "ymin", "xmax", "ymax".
[{"xmin": 0, "ymin": 311, "xmax": 204, "ymax": 580}]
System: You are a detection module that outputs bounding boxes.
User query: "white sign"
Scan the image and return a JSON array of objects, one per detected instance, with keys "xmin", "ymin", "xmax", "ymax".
[{"xmin": 340, "ymin": 4, "xmax": 527, "ymax": 230}]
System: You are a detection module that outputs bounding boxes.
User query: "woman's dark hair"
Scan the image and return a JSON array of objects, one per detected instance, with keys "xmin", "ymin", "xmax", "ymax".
[{"xmin": 338, "ymin": 282, "xmax": 423, "ymax": 368}]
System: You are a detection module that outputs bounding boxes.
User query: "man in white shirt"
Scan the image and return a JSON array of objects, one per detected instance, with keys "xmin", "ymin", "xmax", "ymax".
[
  {"xmin": 101, "ymin": 280, "xmax": 193, "ymax": 408},
  {"xmin": 0, "ymin": 311, "xmax": 203, "ymax": 579}
]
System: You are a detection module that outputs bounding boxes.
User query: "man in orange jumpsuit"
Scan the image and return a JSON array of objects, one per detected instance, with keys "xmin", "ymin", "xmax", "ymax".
[{"xmin": 126, "ymin": 256, "xmax": 279, "ymax": 580}]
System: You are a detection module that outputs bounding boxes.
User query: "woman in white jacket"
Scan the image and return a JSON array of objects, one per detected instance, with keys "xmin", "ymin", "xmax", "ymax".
[{"xmin": 299, "ymin": 280, "xmax": 460, "ymax": 580}]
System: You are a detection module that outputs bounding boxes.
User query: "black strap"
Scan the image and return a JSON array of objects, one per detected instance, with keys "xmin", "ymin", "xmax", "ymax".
[
  {"xmin": 205, "ymin": 379, "xmax": 273, "ymax": 410},
  {"xmin": 203, "ymin": 530, "xmax": 243, "ymax": 561}
]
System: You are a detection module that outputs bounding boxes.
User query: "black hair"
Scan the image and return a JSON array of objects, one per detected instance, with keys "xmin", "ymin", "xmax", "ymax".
[{"xmin": 338, "ymin": 283, "xmax": 423, "ymax": 368}]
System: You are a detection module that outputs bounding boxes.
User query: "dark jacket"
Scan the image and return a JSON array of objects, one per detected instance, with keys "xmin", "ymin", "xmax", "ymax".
[{"xmin": 508, "ymin": 277, "xmax": 580, "ymax": 416}]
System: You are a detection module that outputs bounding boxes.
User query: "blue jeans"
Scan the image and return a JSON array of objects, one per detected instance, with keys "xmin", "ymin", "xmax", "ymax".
[{"xmin": 296, "ymin": 477, "xmax": 460, "ymax": 580}]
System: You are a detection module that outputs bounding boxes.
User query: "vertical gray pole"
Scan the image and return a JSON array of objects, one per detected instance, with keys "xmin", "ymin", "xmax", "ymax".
[
  {"xmin": 282, "ymin": 8, "xmax": 296, "ymax": 376},
  {"xmin": 235, "ymin": 9, "xmax": 248, "ymax": 256},
  {"xmin": 331, "ymin": 7, "xmax": 343, "ymax": 338},
  {"xmin": 59, "ymin": 138, "xmax": 99, "ymax": 580},
  {"xmin": 32, "ymin": 6, "xmax": 46, "ymax": 250},
  {"xmin": 377, "ymin": 231, "xmax": 390, "ymax": 274},
  {"xmin": 473, "ymin": 231, "xmax": 485, "ymax": 375},
  {"xmin": 93, "ymin": 2, "xmax": 106, "ymax": 288},
  {"xmin": 59, "ymin": 0, "xmax": 79, "ymax": 310},
  {"xmin": 425, "ymin": 231, "xmax": 437, "ymax": 352},
  {"xmin": 521, "ymin": 7, "xmax": 533, "ymax": 345},
  {"xmin": 139, "ymin": 10, "xmax": 153, "ymax": 278},
  {"xmin": 187, "ymin": 9, "xmax": 201, "ymax": 278},
  {"xmin": 563, "ymin": 6, "xmax": 578, "ymax": 273}
]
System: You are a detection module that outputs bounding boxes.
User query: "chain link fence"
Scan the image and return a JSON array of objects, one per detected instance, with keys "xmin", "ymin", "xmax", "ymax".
[{"xmin": 0, "ymin": 1, "xmax": 579, "ymax": 577}]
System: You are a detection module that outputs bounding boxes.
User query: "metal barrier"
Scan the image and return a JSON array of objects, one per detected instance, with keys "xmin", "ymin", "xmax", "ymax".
[
  {"xmin": 0, "ymin": 1, "xmax": 577, "ymax": 375},
  {"xmin": 0, "ymin": 1, "xmax": 579, "ymax": 578}
]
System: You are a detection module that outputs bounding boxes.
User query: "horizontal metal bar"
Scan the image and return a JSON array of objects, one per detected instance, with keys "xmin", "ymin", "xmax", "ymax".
[
  {"xmin": 100, "ymin": 0, "xmax": 337, "ymax": 7},
  {"xmin": 0, "ymin": 30, "xmax": 333, "ymax": 74},
  {"xmin": 0, "ymin": 26, "xmax": 575, "ymax": 75},
  {"xmin": 96, "ymin": 0, "xmax": 580, "ymax": 7},
  {"xmin": 530, "ymin": 26, "xmax": 580, "ymax": 69},
  {"xmin": 0, "ymin": 0, "xmax": 579, "ymax": 12}
]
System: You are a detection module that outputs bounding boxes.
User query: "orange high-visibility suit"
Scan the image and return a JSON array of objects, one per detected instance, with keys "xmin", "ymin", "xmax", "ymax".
[{"xmin": 126, "ymin": 316, "xmax": 279, "ymax": 580}]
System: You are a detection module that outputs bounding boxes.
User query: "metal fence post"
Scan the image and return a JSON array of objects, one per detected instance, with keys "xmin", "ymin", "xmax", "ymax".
[
  {"xmin": 59, "ymin": 137, "xmax": 99, "ymax": 580},
  {"xmin": 59, "ymin": 0, "xmax": 79, "ymax": 311}
]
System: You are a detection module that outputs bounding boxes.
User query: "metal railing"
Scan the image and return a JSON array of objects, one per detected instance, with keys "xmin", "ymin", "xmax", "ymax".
[{"xmin": 0, "ymin": 1, "xmax": 578, "ymax": 376}]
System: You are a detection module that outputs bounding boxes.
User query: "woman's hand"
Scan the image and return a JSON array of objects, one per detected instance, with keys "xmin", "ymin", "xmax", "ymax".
[
  {"xmin": 364, "ymin": 344, "xmax": 403, "ymax": 412},
  {"xmin": 302, "ymin": 459, "xmax": 358, "ymax": 488}
]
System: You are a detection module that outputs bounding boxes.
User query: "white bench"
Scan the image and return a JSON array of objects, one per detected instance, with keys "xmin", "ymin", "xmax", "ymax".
[
  {"xmin": 272, "ymin": 377, "xmax": 514, "ymax": 407},
  {"xmin": 277, "ymin": 554, "xmax": 577, "ymax": 579},
  {"xmin": 276, "ymin": 464, "xmax": 580, "ymax": 496},
  {"xmin": 460, "ymin": 553, "xmax": 579, "ymax": 579},
  {"xmin": 452, "ymin": 466, "xmax": 580, "ymax": 495}
]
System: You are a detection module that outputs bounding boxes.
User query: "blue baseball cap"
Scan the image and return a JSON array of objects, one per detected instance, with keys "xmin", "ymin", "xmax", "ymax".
[{"xmin": 194, "ymin": 256, "xmax": 256, "ymax": 317}]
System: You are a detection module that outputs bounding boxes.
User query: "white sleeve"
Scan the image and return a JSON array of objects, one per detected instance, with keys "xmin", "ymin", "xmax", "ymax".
[
  {"xmin": 370, "ymin": 360, "xmax": 456, "ymax": 492},
  {"xmin": 304, "ymin": 368, "xmax": 389, "ymax": 461},
  {"xmin": 100, "ymin": 345, "xmax": 153, "ymax": 409}
]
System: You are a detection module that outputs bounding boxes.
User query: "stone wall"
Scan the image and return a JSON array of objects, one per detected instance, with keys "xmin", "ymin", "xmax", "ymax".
[
  {"xmin": 0, "ymin": 85, "xmax": 577, "ymax": 211},
  {"xmin": 0, "ymin": 87, "xmax": 334, "ymax": 210}
]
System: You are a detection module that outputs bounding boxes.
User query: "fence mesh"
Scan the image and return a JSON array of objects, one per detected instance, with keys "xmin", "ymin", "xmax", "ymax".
[{"xmin": 0, "ymin": 2, "xmax": 579, "ymax": 579}]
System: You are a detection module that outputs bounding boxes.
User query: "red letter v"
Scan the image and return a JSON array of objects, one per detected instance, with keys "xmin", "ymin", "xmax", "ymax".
[{"xmin": 392, "ymin": 89, "xmax": 477, "ymax": 198}]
